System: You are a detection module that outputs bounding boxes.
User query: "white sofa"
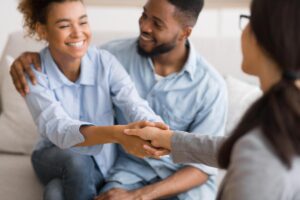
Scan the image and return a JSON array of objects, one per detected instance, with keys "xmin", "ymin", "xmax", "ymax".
[{"xmin": 0, "ymin": 31, "xmax": 261, "ymax": 200}]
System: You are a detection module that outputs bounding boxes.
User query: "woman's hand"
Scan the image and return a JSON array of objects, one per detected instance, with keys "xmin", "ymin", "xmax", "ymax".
[{"xmin": 124, "ymin": 126, "xmax": 173, "ymax": 157}]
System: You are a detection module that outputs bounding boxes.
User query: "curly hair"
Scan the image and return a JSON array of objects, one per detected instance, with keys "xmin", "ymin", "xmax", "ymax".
[{"xmin": 18, "ymin": 0, "xmax": 82, "ymax": 39}]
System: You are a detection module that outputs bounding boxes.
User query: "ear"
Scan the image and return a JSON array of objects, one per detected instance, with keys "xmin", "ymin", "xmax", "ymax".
[
  {"xmin": 36, "ymin": 23, "xmax": 48, "ymax": 41},
  {"xmin": 179, "ymin": 26, "xmax": 193, "ymax": 41}
]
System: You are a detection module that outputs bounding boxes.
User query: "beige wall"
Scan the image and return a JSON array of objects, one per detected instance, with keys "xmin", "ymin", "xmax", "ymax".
[
  {"xmin": 85, "ymin": 0, "xmax": 250, "ymax": 7},
  {"xmin": 0, "ymin": 0, "xmax": 249, "ymax": 58}
]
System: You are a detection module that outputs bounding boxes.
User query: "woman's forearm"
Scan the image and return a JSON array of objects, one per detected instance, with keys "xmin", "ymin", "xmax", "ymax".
[{"xmin": 77, "ymin": 125, "xmax": 125, "ymax": 146}]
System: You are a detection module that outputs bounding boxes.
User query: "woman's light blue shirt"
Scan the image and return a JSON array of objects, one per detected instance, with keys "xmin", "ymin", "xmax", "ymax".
[{"xmin": 25, "ymin": 46, "xmax": 161, "ymax": 176}]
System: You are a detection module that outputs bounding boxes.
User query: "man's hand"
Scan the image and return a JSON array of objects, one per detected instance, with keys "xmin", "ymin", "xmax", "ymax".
[
  {"xmin": 94, "ymin": 188, "xmax": 142, "ymax": 200},
  {"xmin": 94, "ymin": 188, "xmax": 144, "ymax": 200},
  {"xmin": 9, "ymin": 52, "xmax": 41, "ymax": 96}
]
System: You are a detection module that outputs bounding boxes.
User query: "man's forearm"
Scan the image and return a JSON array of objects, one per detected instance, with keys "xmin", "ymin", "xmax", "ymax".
[{"xmin": 135, "ymin": 166, "xmax": 209, "ymax": 200}]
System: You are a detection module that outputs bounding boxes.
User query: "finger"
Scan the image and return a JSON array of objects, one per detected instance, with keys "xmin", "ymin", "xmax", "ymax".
[
  {"xmin": 139, "ymin": 120, "xmax": 155, "ymax": 128},
  {"xmin": 31, "ymin": 53, "xmax": 42, "ymax": 71},
  {"xmin": 10, "ymin": 67, "xmax": 26, "ymax": 96},
  {"xmin": 144, "ymin": 144, "xmax": 170, "ymax": 157},
  {"xmin": 145, "ymin": 149, "xmax": 160, "ymax": 159},
  {"xmin": 21, "ymin": 53, "xmax": 37, "ymax": 84},
  {"xmin": 23, "ymin": 63, "xmax": 37, "ymax": 85},
  {"xmin": 154, "ymin": 122, "xmax": 169, "ymax": 130},
  {"xmin": 12, "ymin": 60, "xmax": 30, "ymax": 93}
]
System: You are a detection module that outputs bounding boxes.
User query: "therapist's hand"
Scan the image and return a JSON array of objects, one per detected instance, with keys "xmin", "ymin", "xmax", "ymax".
[{"xmin": 10, "ymin": 52, "xmax": 41, "ymax": 96}]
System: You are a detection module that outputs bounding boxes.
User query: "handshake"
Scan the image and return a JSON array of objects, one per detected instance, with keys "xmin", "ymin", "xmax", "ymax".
[{"xmin": 120, "ymin": 121, "xmax": 174, "ymax": 159}]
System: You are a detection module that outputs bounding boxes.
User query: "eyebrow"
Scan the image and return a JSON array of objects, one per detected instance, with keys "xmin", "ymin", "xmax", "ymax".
[{"xmin": 55, "ymin": 14, "xmax": 88, "ymax": 24}]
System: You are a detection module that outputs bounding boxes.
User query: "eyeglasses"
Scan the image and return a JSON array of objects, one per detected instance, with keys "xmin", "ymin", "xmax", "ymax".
[{"xmin": 239, "ymin": 14, "xmax": 250, "ymax": 30}]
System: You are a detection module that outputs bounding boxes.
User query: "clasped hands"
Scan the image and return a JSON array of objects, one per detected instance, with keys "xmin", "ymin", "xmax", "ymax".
[{"xmin": 120, "ymin": 121, "xmax": 173, "ymax": 159}]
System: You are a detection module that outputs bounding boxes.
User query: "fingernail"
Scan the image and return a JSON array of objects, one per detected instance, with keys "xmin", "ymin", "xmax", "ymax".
[{"xmin": 124, "ymin": 129, "xmax": 129, "ymax": 134}]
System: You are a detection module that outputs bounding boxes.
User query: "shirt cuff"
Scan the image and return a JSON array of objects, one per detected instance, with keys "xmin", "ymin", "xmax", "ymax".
[
  {"xmin": 68, "ymin": 123, "xmax": 105, "ymax": 155},
  {"xmin": 59, "ymin": 121, "xmax": 92, "ymax": 148}
]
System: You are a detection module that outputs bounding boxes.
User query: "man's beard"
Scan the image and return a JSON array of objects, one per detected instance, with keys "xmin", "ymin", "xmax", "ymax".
[{"xmin": 136, "ymin": 39, "xmax": 177, "ymax": 57}]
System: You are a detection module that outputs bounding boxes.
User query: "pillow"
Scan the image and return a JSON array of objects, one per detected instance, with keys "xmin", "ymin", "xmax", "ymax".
[
  {"xmin": 0, "ymin": 56, "xmax": 38, "ymax": 155},
  {"xmin": 224, "ymin": 75, "xmax": 262, "ymax": 135}
]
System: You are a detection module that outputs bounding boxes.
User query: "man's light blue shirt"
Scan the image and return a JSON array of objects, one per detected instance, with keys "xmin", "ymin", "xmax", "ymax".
[
  {"xmin": 25, "ymin": 46, "xmax": 161, "ymax": 177},
  {"xmin": 101, "ymin": 38, "xmax": 228, "ymax": 200}
]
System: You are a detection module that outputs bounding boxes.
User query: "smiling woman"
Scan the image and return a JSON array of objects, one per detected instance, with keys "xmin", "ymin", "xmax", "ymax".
[{"xmin": 16, "ymin": 0, "xmax": 163, "ymax": 199}]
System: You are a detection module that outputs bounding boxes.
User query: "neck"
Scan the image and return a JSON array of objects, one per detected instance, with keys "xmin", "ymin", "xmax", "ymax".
[
  {"xmin": 49, "ymin": 48, "xmax": 81, "ymax": 82},
  {"xmin": 258, "ymin": 58, "xmax": 281, "ymax": 93},
  {"xmin": 152, "ymin": 41, "xmax": 189, "ymax": 76}
]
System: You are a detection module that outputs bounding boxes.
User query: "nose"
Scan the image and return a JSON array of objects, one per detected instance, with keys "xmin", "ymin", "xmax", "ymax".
[
  {"xmin": 139, "ymin": 17, "xmax": 152, "ymax": 33},
  {"xmin": 70, "ymin": 24, "xmax": 83, "ymax": 38}
]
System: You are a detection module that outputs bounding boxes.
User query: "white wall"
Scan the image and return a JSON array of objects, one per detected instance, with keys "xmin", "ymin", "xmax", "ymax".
[
  {"xmin": 0, "ymin": 0, "xmax": 22, "ymax": 57},
  {"xmin": 0, "ymin": 1, "xmax": 249, "ymax": 57}
]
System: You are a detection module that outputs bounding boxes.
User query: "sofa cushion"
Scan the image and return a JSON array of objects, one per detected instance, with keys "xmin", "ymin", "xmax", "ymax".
[
  {"xmin": 224, "ymin": 75, "xmax": 262, "ymax": 134},
  {"xmin": 0, "ymin": 154, "xmax": 43, "ymax": 200},
  {"xmin": 0, "ymin": 56, "xmax": 38, "ymax": 155}
]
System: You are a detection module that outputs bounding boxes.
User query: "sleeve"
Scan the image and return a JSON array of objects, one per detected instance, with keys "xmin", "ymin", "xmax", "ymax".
[
  {"xmin": 171, "ymin": 131, "xmax": 226, "ymax": 168},
  {"xmin": 25, "ymin": 67, "xmax": 93, "ymax": 150},
  {"xmin": 102, "ymin": 51, "xmax": 163, "ymax": 123},
  {"xmin": 181, "ymin": 80, "xmax": 228, "ymax": 175},
  {"xmin": 221, "ymin": 132, "xmax": 289, "ymax": 200}
]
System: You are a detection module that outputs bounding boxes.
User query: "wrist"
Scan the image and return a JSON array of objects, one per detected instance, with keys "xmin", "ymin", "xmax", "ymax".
[
  {"xmin": 161, "ymin": 130, "xmax": 173, "ymax": 150},
  {"xmin": 133, "ymin": 186, "xmax": 157, "ymax": 200},
  {"xmin": 111, "ymin": 125, "xmax": 127, "ymax": 144}
]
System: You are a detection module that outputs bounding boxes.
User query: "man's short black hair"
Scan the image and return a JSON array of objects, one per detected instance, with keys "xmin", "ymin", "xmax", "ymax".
[{"xmin": 168, "ymin": 0, "xmax": 204, "ymax": 27}]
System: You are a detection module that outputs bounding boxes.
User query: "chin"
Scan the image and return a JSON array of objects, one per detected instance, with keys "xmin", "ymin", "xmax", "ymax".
[{"xmin": 241, "ymin": 62, "xmax": 258, "ymax": 76}]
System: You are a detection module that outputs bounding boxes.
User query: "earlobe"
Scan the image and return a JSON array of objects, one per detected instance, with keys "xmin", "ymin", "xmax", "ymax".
[
  {"xmin": 36, "ymin": 23, "xmax": 47, "ymax": 41},
  {"xmin": 180, "ymin": 26, "xmax": 193, "ymax": 40}
]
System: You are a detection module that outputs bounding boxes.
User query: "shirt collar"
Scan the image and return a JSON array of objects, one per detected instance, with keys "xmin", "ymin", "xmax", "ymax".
[
  {"xmin": 41, "ymin": 48, "xmax": 96, "ymax": 90},
  {"xmin": 177, "ymin": 40, "xmax": 197, "ymax": 81},
  {"xmin": 145, "ymin": 40, "xmax": 197, "ymax": 81}
]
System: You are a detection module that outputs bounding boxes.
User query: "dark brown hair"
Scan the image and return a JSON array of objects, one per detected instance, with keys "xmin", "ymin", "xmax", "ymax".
[
  {"xmin": 167, "ymin": 0, "xmax": 204, "ymax": 26},
  {"xmin": 18, "ymin": 0, "xmax": 83, "ymax": 38},
  {"xmin": 218, "ymin": 0, "xmax": 300, "ymax": 169}
]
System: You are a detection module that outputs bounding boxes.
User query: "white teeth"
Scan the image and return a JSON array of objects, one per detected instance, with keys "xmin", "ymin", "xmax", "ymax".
[
  {"xmin": 67, "ymin": 41, "xmax": 84, "ymax": 47},
  {"xmin": 141, "ymin": 35, "xmax": 153, "ymax": 41}
]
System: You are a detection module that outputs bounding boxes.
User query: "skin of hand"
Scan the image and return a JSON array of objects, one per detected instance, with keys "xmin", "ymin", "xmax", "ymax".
[
  {"xmin": 124, "ymin": 126, "xmax": 173, "ymax": 157},
  {"xmin": 10, "ymin": 52, "xmax": 41, "ymax": 96},
  {"xmin": 94, "ymin": 188, "xmax": 141, "ymax": 200},
  {"xmin": 94, "ymin": 165, "xmax": 209, "ymax": 200},
  {"xmin": 78, "ymin": 121, "xmax": 169, "ymax": 158},
  {"xmin": 118, "ymin": 121, "xmax": 168, "ymax": 158},
  {"xmin": 120, "ymin": 121, "xmax": 169, "ymax": 158}
]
